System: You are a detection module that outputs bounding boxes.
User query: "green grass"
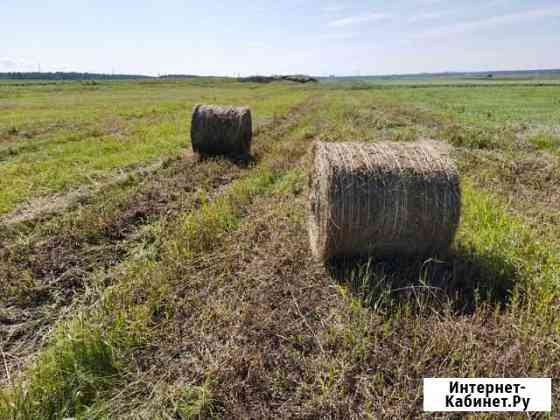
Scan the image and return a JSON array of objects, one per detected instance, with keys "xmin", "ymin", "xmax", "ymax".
[
  {"xmin": 368, "ymin": 84, "xmax": 560, "ymax": 127},
  {"xmin": 336, "ymin": 180, "xmax": 560, "ymax": 316},
  {"xmin": 528, "ymin": 131, "xmax": 560, "ymax": 150},
  {"xmin": 0, "ymin": 79, "xmax": 313, "ymax": 213},
  {"xmin": 2, "ymin": 79, "xmax": 560, "ymax": 418},
  {"xmin": 1, "ymin": 316, "xmax": 128, "ymax": 420},
  {"xmin": 0, "ymin": 163, "xmax": 291, "ymax": 419}
]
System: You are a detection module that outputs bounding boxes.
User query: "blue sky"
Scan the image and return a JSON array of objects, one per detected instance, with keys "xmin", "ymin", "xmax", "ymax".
[{"xmin": 2, "ymin": 0, "xmax": 559, "ymax": 76}]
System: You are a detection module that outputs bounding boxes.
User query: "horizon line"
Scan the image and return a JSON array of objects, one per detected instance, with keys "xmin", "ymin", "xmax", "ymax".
[{"xmin": 1, "ymin": 67, "xmax": 560, "ymax": 79}]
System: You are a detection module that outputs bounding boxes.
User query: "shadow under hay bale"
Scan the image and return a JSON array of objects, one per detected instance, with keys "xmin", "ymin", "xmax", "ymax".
[
  {"xmin": 191, "ymin": 104, "xmax": 252, "ymax": 158},
  {"xmin": 307, "ymin": 140, "xmax": 461, "ymax": 261},
  {"xmin": 326, "ymin": 246, "xmax": 517, "ymax": 315},
  {"xmin": 196, "ymin": 151, "xmax": 256, "ymax": 168}
]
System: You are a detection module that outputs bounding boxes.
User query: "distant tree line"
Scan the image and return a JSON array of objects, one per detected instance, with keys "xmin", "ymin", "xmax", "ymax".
[
  {"xmin": 239, "ymin": 75, "xmax": 318, "ymax": 84},
  {"xmin": 0, "ymin": 72, "xmax": 153, "ymax": 80},
  {"xmin": 0, "ymin": 72, "xmax": 210, "ymax": 81},
  {"xmin": 158, "ymin": 74, "xmax": 200, "ymax": 80},
  {"xmin": 0, "ymin": 72, "xmax": 320, "ymax": 83},
  {"xmin": 2, "ymin": 69, "xmax": 559, "ymax": 82}
]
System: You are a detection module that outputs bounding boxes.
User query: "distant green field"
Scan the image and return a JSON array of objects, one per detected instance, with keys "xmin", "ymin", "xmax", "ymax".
[
  {"xmin": 371, "ymin": 84, "xmax": 560, "ymax": 125},
  {"xmin": 0, "ymin": 80, "xmax": 314, "ymax": 214},
  {"xmin": 1, "ymin": 79, "xmax": 560, "ymax": 418}
]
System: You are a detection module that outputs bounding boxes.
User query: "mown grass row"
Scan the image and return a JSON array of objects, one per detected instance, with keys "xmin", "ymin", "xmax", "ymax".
[
  {"xmin": 0, "ymin": 93, "xmax": 323, "ymax": 419},
  {"xmin": 314, "ymin": 88, "xmax": 560, "ymax": 152},
  {"xmin": 0, "ymin": 81, "xmax": 315, "ymax": 214},
  {"xmin": 3, "ymin": 168, "xmax": 560, "ymax": 418},
  {"xmin": 327, "ymin": 83, "xmax": 560, "ymax": 127},
  {"xmin": 0, "ymin": 94, "xmax": 320, "ymax": 395},
  {"xmin": 0, "ymin": 164, "xmax": 293, "ymax": 419}
]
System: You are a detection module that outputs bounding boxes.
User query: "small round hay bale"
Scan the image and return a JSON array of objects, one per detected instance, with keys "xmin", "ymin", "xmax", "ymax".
[
  {"xmin": 307, "ymin": 140, "xmax": 461, "ymax": 261},
  {"xmin": 191, "ymin": 105, "xmax": 252, "ymax": 156}
]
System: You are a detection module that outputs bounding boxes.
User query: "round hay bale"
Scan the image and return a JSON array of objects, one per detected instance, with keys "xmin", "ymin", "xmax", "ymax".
[
  {"xmin": 191, "ymin": 105, "xmax": 252, "ymax": 156},
  {"xmin": 307, "ymin": 140, "xmax": 461, "ymax": 261}
]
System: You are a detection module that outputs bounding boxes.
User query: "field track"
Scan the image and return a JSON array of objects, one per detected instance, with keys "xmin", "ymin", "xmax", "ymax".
[{"xmin": 0, "ymin": 94, "xmax": 320, "ymax": 386}]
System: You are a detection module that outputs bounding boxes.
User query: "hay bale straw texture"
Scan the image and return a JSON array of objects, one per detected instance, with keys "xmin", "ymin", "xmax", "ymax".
[
  {"xmin": 191, "ymin": 105, "xmax": 252, "ymax": 156},
  {"xmin": 308, "ymin": 140, "xmax": 461, "ymax": 261}
]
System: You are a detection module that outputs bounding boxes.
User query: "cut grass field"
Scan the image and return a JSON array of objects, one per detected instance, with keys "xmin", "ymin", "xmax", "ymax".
[
  {"xmin": 0, "ymin": 80, "xmax": 310, "ymax": 214},
  {"xmin": 1, "ymin": 78, "xmax": 559, "ymax": 418}
]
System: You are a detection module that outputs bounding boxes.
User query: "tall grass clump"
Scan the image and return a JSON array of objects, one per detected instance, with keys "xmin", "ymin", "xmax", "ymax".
[
  {"xmin": 528, "ymin": 131, "xmax": 560, "ymax": 151},
  {"xmin": 0, "ymin": 315, "xmax": 137, "ymax": 420}
]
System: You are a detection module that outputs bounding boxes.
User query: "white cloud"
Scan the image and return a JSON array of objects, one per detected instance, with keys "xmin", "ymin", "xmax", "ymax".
[
  {"xmin": 318, "ymin": 32, "xmax": 358, "ymax": 40},
  {"xmin": 0, "ymin": 58, "xmax": 20, "ymax": 70},
  {"xmin": 0, "ymin": 57, "xmax": 36, "ymax": 71},
  {"xmin": 408, "ymin": 11, "xmax": 450, "ymax": 23},
  {"xmin": 0, "ymin": 58, "xmax": 74, "ymax": 72},
  {"xmin": 328, "ymin": 12, "xmax": 391, "ymax": 27},
  {"xmin": 419, "ymin": 6, "xmax": 560, "ymax": 38},
  {"xmin": 322, "ymin": 5, "xmax": 350, "ymax": 13}
]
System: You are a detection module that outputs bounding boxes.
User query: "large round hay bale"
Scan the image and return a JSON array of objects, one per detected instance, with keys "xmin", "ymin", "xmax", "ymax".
[
  {"xmin": 191, "ymin": 105, "xmax": 252, "ymax": 156},
  {"xmin": 307, "ymin": 140, "xmax": 461, "ymax": 261}
]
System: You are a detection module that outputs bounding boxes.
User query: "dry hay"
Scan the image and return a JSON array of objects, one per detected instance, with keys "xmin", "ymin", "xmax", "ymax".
[
  {"xmin": 191, "ymin": 105, "xmax": 252, "ymax": 157},
  {"xmin": 307, "ymin": 140, "xmax": 461, "ymax": 261}
]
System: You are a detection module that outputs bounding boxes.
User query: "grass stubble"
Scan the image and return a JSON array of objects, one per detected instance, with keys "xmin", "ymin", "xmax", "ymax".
[{"xmin": 0, "ymin": 80, "xmax": 559, "ymax": 418}]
